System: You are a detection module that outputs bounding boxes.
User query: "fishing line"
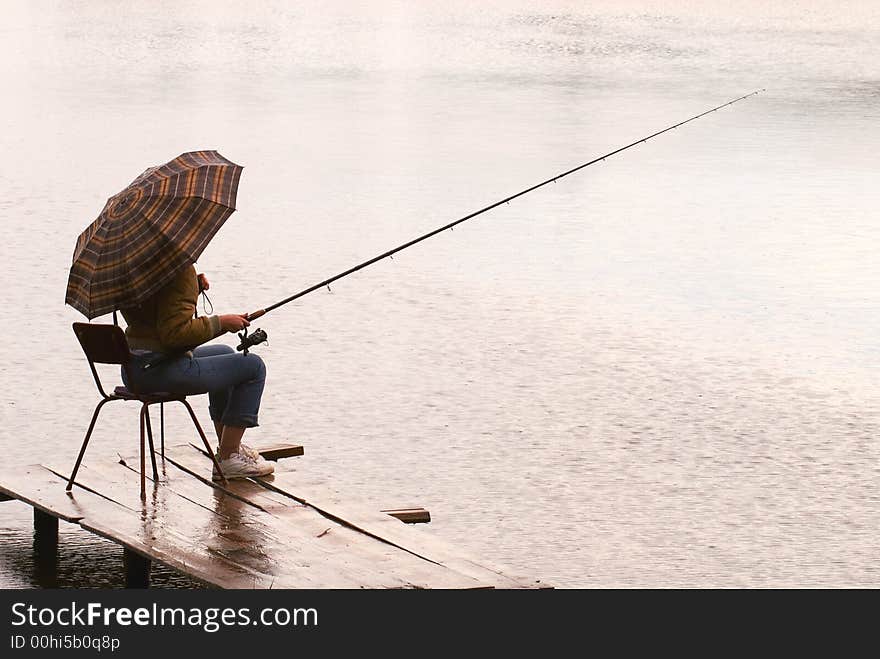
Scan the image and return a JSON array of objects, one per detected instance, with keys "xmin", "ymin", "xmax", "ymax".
[{"xmin": 236, "ymin": 90, "xmax": 764, "ymax": 353}]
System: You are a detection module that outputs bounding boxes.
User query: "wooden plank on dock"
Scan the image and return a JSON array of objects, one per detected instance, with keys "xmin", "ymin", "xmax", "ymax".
[
  {"xmin": 264, "ymin": 471, "xmax": 546, "ymax": 588},
  {"xmin": 0, "ymin": 464, "xmax": 263, "ymax": 588},
  {"xmin": 118, "ymin": 453, "xmax": 305, "ymax": 515},
  {"xmin": 143, "ymin": 456, "xmax": 487, "ymax": 589},
  {"xmin": 172, "ymin": 443, "xmax": 548, "ymax": 589},
  {"xmin": 60, "ymin": 456, "xmax": 486, "ymax": 589},
  {"xmin": 80, "ymin": 515, "xmax": 271, "ymax": 589},
  {"xmin": 149, "ymin": 450, "xmax": 490, "ymax": 589},
  {"xmin": 0, "ymin": 465, "xmax": 98, "ymax": 523},
  {"xmin": 381, "ymin": 508, "xmax": 431, "ymax": 524},
  {"xmin": 45, "ymin": 461, "xmax": 302, "ymax": 588},
  {"xmin": 253, "ymin": 443, "xmax": 304, "ymax": 461},
  {"xmin": 3, "ymin": 448, "xmax": 547, "ymax": 588},
  {"xmin": 51, "ymin": 460, "xmax": 402, "ymax": 589}
]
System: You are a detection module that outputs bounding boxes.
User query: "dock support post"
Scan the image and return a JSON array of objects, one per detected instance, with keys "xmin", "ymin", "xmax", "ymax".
[
  {"xmin": 123, "ymin": 548, "xmax": 151, "ymax": 588},
  {"xmin": 33, "ymin": 508, "xmax": 59, "ymax": 548},
  {"xmin": 33, "ymin": 509, "xmax": 59, "ymax": 587}
]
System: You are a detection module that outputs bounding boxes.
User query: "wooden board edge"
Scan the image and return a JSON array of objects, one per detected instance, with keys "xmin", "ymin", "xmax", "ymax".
[
  {"xmin": 0, "ymin": 466, "xmax": 88, "ymax": 523},
  {"xmin": 77, "ymin": 518, "xmax": 226, "ymax": 590},
  {"xmin": 177, "ymin": 443, "xmax": 549, "ymax": 589},
  {"xmin": 381, "ymin": 508, "xmax": 432, "ymax": 524},
  {"xmin": 257, "ymin": 444, "xmax": 305, "ymax": 461},
  {"xmin": 264, "ymin": 473, "xmax": 552, "ymax": 589}
]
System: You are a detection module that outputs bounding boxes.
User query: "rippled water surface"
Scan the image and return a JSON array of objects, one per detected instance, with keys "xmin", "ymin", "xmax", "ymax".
[{"xmin": 1, "ymin": 0, "xmax": 879, "ymax": 588}]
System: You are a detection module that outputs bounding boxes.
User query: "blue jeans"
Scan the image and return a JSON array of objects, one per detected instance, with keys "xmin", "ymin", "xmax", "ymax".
[{"xmin": 122, "ymin": 344, "xmax": 266, "ymax": 428}]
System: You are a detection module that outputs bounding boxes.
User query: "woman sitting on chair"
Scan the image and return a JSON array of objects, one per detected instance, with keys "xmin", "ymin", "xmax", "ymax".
[{"xmin": 119, "ymin": 264, "xmax": 274, "ymax": 480}]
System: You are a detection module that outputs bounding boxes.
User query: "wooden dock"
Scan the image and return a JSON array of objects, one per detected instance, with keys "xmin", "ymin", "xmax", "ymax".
[{"xmin": 0, "ymin": 443, "xmax": 548, "ymax": 589}]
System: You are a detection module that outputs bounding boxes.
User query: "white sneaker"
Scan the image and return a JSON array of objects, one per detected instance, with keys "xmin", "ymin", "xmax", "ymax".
[
  {"xmin": 240, "ymin": 443, "xmax": 262, "ymax": 461},
  {"xmin": 216, "ymin": 443, "xmax": 263, "ymax": 462},
  {"xmin": 212, "ymin": 451, "xmax": 275, "ymax": 481}
]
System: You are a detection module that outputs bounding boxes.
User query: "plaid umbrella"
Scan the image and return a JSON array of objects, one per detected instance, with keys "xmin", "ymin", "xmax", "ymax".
[{"xmin": 66, "ymin": 150, "xmax": 243, "ymax": 319}]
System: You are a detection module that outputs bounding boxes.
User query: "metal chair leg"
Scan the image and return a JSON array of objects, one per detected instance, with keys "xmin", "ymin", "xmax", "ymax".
[
  {"xmin": 143, "ymin": 405, "xmax": 159, "ymax": 481},
  {"xmin": 139, "ymin": 405, "xmax": 146, "ymax": 500},
  {"xmin": 67, "ymin": 398, "xmax": 113, "ymax": 491},
  {"xmin": 178, "ymin": 399, "xmax": 225, "ymax": 482}
]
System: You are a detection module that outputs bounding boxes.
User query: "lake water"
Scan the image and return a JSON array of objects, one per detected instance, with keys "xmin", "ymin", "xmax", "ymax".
[{"xmin": 1, "ymin": 0, "xmax": 878, "ymax": 588}]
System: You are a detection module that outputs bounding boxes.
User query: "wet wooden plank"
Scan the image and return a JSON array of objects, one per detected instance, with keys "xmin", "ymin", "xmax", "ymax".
[
  {"xmin": 2, "ymin": 463, "xmax": 269, "ymax": 588},
  {"xmin": 152, "ymin": 448, "xmax": 489, "ymax": 589},
  {"xmin": 0, "ymin": 465, "xmax": 98, "ymax": 523},
  {"xmin": 156, "ymin": 470, "xmax": 478, "ymax": 589},
  {"xmin": 61, "ymin": 456, "xmax": 484, "ymax": 589},
  {"xmin": 115, "ymin": 457, "xmax": 422, "ymax": 588},
  {"xmin": 262, "ymin": 465, "xmax": 549, "ymax": 588},
  {"xmin": 119, "ymin": 453, "xmax": 303, "ymax": 515},
  {"xmin": 381, "ymin": 508, "xmax": 431, "ymax": 524},
  {"xmin": 80, "ymin": 515, "xmax": 271, "ymax": 589},
  {"xmin": 48, "ymin": 461, "xmax": 295, "ymax": 588},
  {"xmin": 46, "ymin": 460, "xmax": 380, "ymax": 589},
  {"xmin": 253, "ymin": 443, "xmax": 305, "ymax": 461},
  {"xmin": 264, "ymin": 472, "xmax": 547, "ymax": 588},
  {"xmin": 177, "ymin": 443, "xmax": 548, "ymax": 588}
]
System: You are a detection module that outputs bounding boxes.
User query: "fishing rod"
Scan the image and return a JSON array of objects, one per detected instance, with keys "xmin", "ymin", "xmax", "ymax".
[{"xmin": 236, "ymin": 90, "xmax": 764, "ymax": 353}]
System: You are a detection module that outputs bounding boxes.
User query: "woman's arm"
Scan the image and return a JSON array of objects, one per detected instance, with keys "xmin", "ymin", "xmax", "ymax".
[
  {"xmin": 155, "ymin": 267, "xmax": 223, "ymax": 349},
  {"xmin": 198, "ymin": 272, "xmax": 252, "ymax": 332}
]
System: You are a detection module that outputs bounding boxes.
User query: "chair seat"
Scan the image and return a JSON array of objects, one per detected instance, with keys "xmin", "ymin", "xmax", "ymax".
[{"xmin": 113, "ymin": 386, "xmax": 182, "ymax": 403}]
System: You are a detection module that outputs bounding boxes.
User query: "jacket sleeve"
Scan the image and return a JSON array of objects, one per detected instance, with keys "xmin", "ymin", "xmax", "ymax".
[{"xmin": 155, "ymin": 268, "xmax": 223, "ymax": 350}]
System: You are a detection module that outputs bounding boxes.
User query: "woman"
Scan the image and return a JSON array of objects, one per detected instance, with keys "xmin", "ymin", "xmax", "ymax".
[{"xmin": 119, "ymin": 264, "xmax": 274, "ymax": 480}]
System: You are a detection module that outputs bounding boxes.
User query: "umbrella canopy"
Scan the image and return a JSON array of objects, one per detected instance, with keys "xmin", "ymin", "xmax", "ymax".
[{"xmin": 66, "ymin": 150, "xmax": 243, "ymax": 319}]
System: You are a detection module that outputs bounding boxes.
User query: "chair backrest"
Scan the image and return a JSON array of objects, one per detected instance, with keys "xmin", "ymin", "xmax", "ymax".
[{"xmin": 72, "ymin": 322, "xmax": 132, "ymax": 365}]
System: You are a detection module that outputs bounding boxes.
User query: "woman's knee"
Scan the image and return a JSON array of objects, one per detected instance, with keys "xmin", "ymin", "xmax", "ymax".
[
  {"xmin": 193, "ymin": 343, "xmax": 236, "ymax": 358},
  {"xmin": 244, "ymin": 353, "xmax": 266, "ymax": 380}
]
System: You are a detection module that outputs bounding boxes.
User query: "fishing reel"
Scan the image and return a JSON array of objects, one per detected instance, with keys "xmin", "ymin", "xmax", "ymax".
[{"xmin": 236, "ymin": 327, "xmax": 268, "ymax": 354}]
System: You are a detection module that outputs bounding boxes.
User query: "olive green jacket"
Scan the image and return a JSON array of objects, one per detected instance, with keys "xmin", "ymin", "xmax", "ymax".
[{"xmin": 120, "ymin": 265, "xmax": 222, "ymax": 353}]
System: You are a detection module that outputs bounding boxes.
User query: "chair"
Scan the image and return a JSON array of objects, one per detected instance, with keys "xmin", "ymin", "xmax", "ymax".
[{"xmin": 68, "ymin": 322, "xmax": 224, "ymax": 498}]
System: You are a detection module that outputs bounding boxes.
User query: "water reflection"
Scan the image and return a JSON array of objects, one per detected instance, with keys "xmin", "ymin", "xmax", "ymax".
[
  {"xmin": 0, "ymin": 503, "xmax": 203, "ymax": 588},
  {"xmin": 2, "ymin": 0, "xmax": 880, "ymax": 587}
]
